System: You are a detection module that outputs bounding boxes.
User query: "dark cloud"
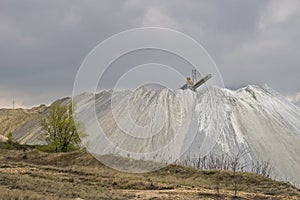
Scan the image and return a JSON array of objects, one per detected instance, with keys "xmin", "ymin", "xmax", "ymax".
[{"xmin": 0, "ymin": 0, "xmax": 299, "ymax": 107}]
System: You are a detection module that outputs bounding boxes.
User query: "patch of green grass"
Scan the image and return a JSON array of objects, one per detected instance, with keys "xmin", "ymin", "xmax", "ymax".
[
  {"xmin": 34, "ymin": 144, "xmax": 80, "ymax": 153},
  {"xmin": 0, "ymin": 141, "xmax": 32, "ymax": 150},
  {"xmin": 34, "ymin": 144, "xmax": 57, "ymax": 152}
]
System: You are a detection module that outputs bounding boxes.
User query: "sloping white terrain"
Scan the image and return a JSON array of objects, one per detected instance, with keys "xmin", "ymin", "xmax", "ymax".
[
  {"xmin": 74, "ymin": 85, "xmax": 300, "ymax": 187},
  {"xmin": 6, "ymin": 84, "xmax": 299, "ymax": 186}
]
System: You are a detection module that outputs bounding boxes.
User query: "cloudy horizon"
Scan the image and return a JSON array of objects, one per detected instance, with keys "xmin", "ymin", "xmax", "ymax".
[{"xmin": 1, "ymin": 0, "xmax": 300, "ymax": 108}]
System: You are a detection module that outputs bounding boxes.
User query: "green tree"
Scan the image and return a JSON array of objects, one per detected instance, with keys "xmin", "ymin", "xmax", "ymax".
[{"xmin": 41, "ymin": 102, "xmax": 85, "ymax": 152}]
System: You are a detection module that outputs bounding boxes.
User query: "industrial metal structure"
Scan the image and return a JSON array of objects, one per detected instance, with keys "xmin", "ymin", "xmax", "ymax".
[{"xmin": 180, "ymin": 70, "xmax": 212, "ymax": 91}]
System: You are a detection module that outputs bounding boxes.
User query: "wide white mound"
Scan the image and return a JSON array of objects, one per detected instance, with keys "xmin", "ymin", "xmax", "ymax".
[{"xmin": 74, "ymin": 85, "xmax": 300, "ymax": 187}]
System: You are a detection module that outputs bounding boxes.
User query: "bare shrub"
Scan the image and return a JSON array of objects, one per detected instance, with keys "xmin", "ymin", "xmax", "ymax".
[
  {"xmin": 251, "ymin": 160, "xmax": 272, "ymax": 178},
  {"xmin": 180, "ymin": 148, "xmax": 273, "ymax": 198}
]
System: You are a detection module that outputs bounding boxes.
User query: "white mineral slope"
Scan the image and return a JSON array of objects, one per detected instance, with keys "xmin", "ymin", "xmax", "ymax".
[
  {"xmin": 233, "ymin": 85, "xmax": 300, "ymax": 185},
  {"xmin": 74, "ymin": 85, "xmax": 300, "ymax": 187},
  {"xmin": 74, "ymin": 88, "xmax": 196, "ymax": 169}
]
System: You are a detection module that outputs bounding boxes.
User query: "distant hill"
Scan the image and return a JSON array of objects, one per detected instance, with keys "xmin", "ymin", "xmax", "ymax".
[
  {"xmin": 0, "ymin": 105, "xmax": 46, "ymax": 142},
  {"xmin": 0, "ymin": 97, "xmax": 70, "ymax": 144}
]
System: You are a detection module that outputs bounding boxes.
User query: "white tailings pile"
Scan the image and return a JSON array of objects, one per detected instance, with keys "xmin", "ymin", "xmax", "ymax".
[{"xmin": 74, "ymin": 85, "xmax": 300, "ymax": 187}]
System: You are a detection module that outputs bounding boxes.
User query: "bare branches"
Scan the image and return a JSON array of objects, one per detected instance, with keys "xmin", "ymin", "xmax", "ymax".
[{"xmin": 179, "ymin": 149, "xmax": 273, "ymax": 198}]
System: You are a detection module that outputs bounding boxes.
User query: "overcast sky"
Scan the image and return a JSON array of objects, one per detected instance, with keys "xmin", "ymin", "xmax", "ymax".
[{"xmin": 0, "ymin": 0, "xmax": 300, "ymax": 108}]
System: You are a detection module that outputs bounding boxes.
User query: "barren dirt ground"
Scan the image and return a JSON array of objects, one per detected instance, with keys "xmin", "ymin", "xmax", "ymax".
[{"xmin": 0, "ymin": 149, "xmax": 299, "ymax": 200}]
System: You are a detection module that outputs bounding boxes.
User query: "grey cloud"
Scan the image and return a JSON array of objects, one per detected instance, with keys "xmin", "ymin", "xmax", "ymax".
[{"xmin": 0, "ymin": 0, "xmax": 299, "ymax": 107}]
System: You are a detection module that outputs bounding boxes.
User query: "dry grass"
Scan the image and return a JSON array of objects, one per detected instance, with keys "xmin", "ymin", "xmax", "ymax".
[{"xmin": 0, "ymin": 147, "xmax": 299, "ymax": 200}]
